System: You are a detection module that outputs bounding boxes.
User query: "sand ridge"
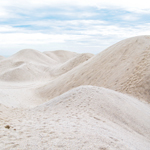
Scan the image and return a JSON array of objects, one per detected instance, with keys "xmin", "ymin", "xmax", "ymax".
[
  {"xmin": 51, "ymin": 53, "xmax": 94, "ymax": 76},
  {"xmin": 0, "ymin": 49, "xmax": 92, "ymax": 82}
]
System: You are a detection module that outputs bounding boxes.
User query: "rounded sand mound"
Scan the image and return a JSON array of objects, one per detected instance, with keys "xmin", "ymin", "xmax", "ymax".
[
  {"xmin": 11, "ymin": 49, "xmax": 58, "ymax": 65},
  {"xmin": 52, "ymin": 53, "xmax": 94, "ymax": 76},
  {"xmin": 38, "ymin": 35, "xmax": 150, "ymax": 102},
  {"xmin": 36, "ymin": 86, "xmax": 150, "ymax": 140}
]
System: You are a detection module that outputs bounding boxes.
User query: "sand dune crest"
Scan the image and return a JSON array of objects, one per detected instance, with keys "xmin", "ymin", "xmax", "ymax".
[{"xmin": 44, "ymin": 50, "xmax": 78, "ymax": 63}]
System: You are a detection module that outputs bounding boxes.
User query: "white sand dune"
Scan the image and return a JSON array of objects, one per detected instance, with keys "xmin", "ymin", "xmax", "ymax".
[
  {"xmin": 0, "ymin": 36, "xmax": 150, "ymax": 149},
  {"xmin": 52, "ymin": 53, "xmax": 93, "ymax": 76},
  {"xmin": 0, "ymin": 82, "xmax": 43, "ymax": 108},
  {"xmin": 0, "ymin": 49, "xmax": 56, "ymax": 82},
  {"xmin": 0, "ymin": 86, "xmax": 150, "ymax": 150},
  {"xmin": 38, "ymin": 35, "xmax": 150, "ymax": 103},
  {"xmin": 0, "ymin": 62, "xmax": 53, "ymax": 82},
  {"xmin": 0, "ymin": 49, "xmax": 90, "ymax": 82}
]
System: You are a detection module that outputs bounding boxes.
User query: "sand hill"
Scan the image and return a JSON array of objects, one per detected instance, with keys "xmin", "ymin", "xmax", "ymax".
[
  {"xmin": 35, "ymin": 86, "xmax": 150, "ymax": 140},
  {"xmin": 52, "ymin": 53, "xmax": 93, "ymax": 76},
  {"xmin": 37, "ymin": 35, "xmax": 150, "ymax": 103},
  {"xmin": 1, "ymin": 86, "xmax": 150, "ymax": 149}
]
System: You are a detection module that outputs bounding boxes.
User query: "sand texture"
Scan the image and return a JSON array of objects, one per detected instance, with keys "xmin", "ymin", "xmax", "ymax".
[
  {"xmin": 0, "ymin": 36, "xmax": 150, "ymax": 149},
  {"xmin": 1, "ymin": 86, "xmax": 150, "ymax": 150}
]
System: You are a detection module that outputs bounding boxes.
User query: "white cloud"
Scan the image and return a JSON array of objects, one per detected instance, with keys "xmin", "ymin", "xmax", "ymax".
[
  {"xmin": 0, "ymin": 0, "xmax": 150, "ymax": 55},
  {"xmin": 0, "ymin": 32, "xmax": 90, "ymax": 45},
  {"xmin": 121, "ymin": 14, "xmax": 140, "ymax": 21},
  {"xmin": 1, "ymin": 20, "xmax": 150, "ymax": 55},
  {"xmin": 1, "ymin": 0, "xmax": 150, "ymax": 15}
]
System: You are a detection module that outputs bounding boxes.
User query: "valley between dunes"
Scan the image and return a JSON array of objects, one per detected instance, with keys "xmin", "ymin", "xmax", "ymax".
[{"xmin": 0, "ymin": 35, "xmax": 150, "ymax": 150}]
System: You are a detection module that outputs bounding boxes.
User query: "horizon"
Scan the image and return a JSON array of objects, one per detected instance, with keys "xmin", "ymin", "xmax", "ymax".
[{"xmin": 0, "ymin": 0, "xmax": 150, "ymax": 56}]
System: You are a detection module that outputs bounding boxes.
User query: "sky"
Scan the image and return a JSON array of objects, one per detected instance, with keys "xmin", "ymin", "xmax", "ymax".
[{"xmin": 0, "ymin": 0, "xmax": 150, "ymax": 56}]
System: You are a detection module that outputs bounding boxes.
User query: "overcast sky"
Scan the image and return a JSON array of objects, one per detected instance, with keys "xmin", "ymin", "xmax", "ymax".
[{"xmin": 0, "ymin": 0, "xmax": 150, "ymax": 56}]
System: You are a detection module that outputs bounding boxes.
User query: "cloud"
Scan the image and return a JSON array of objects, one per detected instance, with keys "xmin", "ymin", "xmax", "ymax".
[
  {"xmin": 120, "ymin": 14, "xmax": 140, "ymax": 21},
  {"xmin": 0, "ymin": 0, "xmax": 150, "ymax": 55},
  {"xmin": 1, "ymin": 18, "xmax": 150, "ymax": 55},
  {"xmin": 1, "ymin": 0, "xmax": 150, "ymax": 16}
]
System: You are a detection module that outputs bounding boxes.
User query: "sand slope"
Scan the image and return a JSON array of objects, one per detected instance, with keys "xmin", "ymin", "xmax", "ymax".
[
  {"xmin": 0, "ymin": 86, "xmax": 150, "ymax": 150},
  {"xmin": 52, "ymin": 53, "xmax": 93, "ymax": 76},
  {"xmin": 0, "ymin": 82, "xmax": 43, "ymax": 108},
  {"xmin": 38, "ymin": 35, "xmax": 150, "ymax": 102}
]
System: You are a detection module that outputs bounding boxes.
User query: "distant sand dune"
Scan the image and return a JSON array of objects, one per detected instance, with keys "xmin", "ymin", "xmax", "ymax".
[
  {"xmin": 0, "ymin": 61, "xmax": 53, "ymax": 82},
  {"xmin": 11, "ymin": 49, "xmax": 58, "ymax": 65},
  {"xmin": 44, "ymin": 50, "xmax": 78, "ymax": 63},
  {"xmin": 0, "ymin": 49, "xmax": 90, "ymax": 82},
  {"xmin": 0, "ymin": 55, "xmax": 4, "ymax": 60}
]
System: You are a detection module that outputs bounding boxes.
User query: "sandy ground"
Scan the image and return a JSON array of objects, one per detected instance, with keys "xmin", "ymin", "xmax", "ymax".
[
  {"xmin": 0, "ymin": 86, "xmax": 150, "ymax": 150},
  {"xmin": 0, "ymin": 35, "xmax": 150, "ymax": 149}
]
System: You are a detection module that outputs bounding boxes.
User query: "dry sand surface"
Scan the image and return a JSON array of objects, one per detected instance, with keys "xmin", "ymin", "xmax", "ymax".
[
  {"xmin": 1, "ymin": 86, "xmax": 150, "ymax": 150},
  {"xmin": 0, "ymin": 36, "xmax": 150, "ymax": 149}
]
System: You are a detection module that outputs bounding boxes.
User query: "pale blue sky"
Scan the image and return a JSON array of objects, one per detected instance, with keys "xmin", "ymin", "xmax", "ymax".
[{"xmin": 0, "ymin": 0, "xmax": 150, "ymax": 56}]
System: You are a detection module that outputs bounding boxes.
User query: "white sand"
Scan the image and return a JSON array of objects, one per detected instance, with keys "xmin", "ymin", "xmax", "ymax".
[
  {"xmin": 0, "ymin": 36, "xmax": 150, "ymax": 149},
  {"xmin": 0, "ymin": 86, "xmax": 150, "ymax": 150}
]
